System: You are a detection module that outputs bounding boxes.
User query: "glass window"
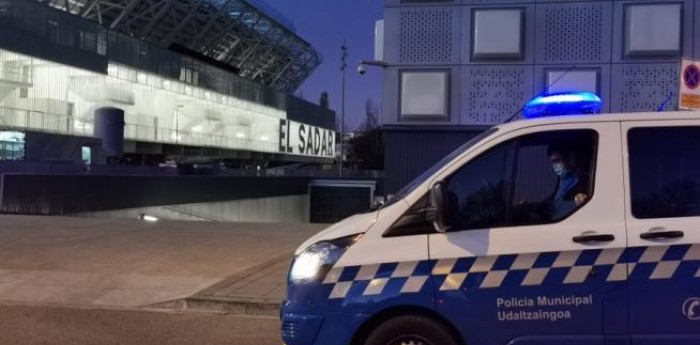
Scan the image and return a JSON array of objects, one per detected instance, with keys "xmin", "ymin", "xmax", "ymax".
[
  {"xmin": 472, "ymin": 8, "xmax": 523, "ymax": 60},
  {"xmin": 446, "ymin": 130, "xmax": 597, "ymax": 231},
  {"xmin": 446, "ymin": 139, "xmax": 513, "ymax": 230},
  {"xmin": 629, "ymin": 126, "xmax": 700, "ymax": 219},
  {"xmin": 383, "ymin": 127, "xmax": 499, "ymax": 208},
  {"xmin": 0, "ymin": 131, "xmax": 26, "ymax": 160},
  {"xmin": 546, "ymin": 69, "xmax": 599, "ymax": 94},
  {"xmin": 625, "ymin": 3, "xmax": 682, "ymax": 57},
  {"xmin": 81, "ymin": 146, "xmax": 91, "ymax": 165},
  {"xmin": 400, "ymin": 70, "xmax": 449, "ymax": 119}
]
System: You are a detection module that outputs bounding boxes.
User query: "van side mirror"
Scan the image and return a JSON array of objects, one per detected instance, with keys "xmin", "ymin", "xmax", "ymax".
[
  {"xmin": 426, "ymin": 182, "xmax": 451, "ymax": 233},
  {"xmin": 369, "ymin": 199, "xmax": 385, "ymax": 211}
]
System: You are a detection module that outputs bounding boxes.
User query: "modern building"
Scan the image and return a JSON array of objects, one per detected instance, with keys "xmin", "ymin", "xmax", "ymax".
[
  {"xmin": 381, "ymin": 0, "xmax": 693, "ymax": 193},
  {"xmin": 0, "ymin": 0, "xmax": 335, "ymax": 167}
]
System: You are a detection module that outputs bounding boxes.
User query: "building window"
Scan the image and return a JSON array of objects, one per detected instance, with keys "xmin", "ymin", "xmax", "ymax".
[
  {"xmin": 399, "ymin": 70, "xmax": 449, "ymax": 120},
  {"xmin": 81, "ymin": 146, "xmax": 91, "ymax": 165},
  {"xmin": 78, "ymin": 31, "xmax": 97, "ymax": 53},
  {"xmin": 624, "ymin": 3, "xmax": 682, "ymax": 57},
  {"xmin": 471, "ymin": 8, "xmax": 524, "ymax": 60},
  {"xmin": 179, "ymin": 67, "xmax": 199, "ymax": 85},
  {"xmin": 545, "ymin": 69, "xmax": 600, "ymax": 94},
  {"xmin": 628, "ymin": 126, "xmax": 700, "ymax": 219},
  {"xmin": 0, "ymin": 131, "xmax": 26, "ymax": 161}
]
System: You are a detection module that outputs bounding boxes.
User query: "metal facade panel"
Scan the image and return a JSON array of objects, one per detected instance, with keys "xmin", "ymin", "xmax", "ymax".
[
  {"xmin": 610, "ymin": 63, "xmax": 679, "ymax": 113},
  {"xmin": 460, "ymin": 65, "xmax": 534, "ymax": 125},
  {"xmin": 397, "ymin": 6, "xmax": 462, "ymax": 65},
  {"xmin": 383, "ymin": 7, "xmax": 401, "ymax": 65},
  {"xmin": 382, "ymin": 67, "xmax": 401, "ymax": 126},
  {"xmin": 382, "ymin": 0, "xmax": 700, "ymax": 198},
  {"xmin": 534, "ymin": 1, "xmax": 613, "ymax": 64}
]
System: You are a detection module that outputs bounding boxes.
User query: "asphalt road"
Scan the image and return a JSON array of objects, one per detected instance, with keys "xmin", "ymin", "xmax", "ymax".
[{"xmin": 0, "ymin": 303, "xmax": 281, "ymax": 345}]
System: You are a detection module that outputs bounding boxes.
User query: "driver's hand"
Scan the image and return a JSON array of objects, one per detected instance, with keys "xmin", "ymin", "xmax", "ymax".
[{"xmin": 574, "ymin": 193, "xmax": 588, "ymax": 206}]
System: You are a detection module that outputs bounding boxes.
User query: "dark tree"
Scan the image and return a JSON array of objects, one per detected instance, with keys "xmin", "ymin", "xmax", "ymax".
[
  {"xmin": 346, "ymin": 128, "xmax": 384, "ymax": 170},
  {"xmin": 320, "ymin": 92, "xmax": 330, "ymax": 109},
  {"xmin": 346, "ymin": 98, "xmax": 384, "ymax": 170}
]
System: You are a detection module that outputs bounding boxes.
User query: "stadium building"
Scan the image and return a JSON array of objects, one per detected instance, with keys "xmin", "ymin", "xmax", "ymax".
[{"xmin": 0, "ymin": 0, "xmax": 334, "ymax": 167}]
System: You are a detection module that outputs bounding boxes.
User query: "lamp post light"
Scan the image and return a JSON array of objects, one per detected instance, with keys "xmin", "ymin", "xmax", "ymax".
[
  {"xmin": 357, "ymin": 60, "xmax": 389, "ymax": 74},
  {"xmin": 339, "ymin": 42, "xmax": 349, "ymax": 178}
]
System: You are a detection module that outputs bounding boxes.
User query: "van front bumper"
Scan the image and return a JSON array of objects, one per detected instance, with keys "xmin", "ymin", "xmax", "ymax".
[
  {"xmin": 281, "ymin": 313, "xmax": 324, "ymax": 345},
  {"xmin": 281, "ymin": 308, "xmax": 370, "ymax": 345}
]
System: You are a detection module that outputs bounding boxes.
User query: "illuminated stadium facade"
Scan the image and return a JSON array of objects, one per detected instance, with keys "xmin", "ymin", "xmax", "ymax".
[
  {"xmin": 0, "ymin": 0, "xmax": 334, "ymax": 166},
  {"xmin": 33, "ymin": 0, "xmax": 321, "ymax": 93}
]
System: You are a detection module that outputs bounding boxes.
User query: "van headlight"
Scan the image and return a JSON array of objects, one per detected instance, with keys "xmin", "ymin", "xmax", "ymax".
[{"xmin": 289, "ymin": 234, "xmax": 361, "ymax": 283}]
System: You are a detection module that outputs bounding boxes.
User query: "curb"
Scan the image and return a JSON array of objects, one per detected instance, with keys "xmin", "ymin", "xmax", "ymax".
[
  {"xmin": 146, "ymin": 253, "xmax": 292, "ymax": 317},
  {"xmin": 148, "ymin": 296, "xmax": 282, "ymax": 317}
]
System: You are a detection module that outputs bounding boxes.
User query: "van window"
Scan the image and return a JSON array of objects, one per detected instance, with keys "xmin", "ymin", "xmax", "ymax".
[
  {"xmin": 446, "ymin": 130, "xmax": 597, "ymax": 231},
  {"xmin": 628, "ymin": 126, "xmax": 700, "ymax": 219},
  {"xmin": 382, "ymin": 127, "xmax": 498, "ymax": 208}
]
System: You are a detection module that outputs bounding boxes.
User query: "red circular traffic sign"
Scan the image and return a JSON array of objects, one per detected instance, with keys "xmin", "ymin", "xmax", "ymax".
[{"xmin": 684, "ymin": 64, "xmax": 700, "ymax": 90}]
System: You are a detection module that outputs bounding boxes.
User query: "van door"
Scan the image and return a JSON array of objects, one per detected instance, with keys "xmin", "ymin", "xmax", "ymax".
[
  {"xmin": 622, "ymin": 122, "xmax": 700, "ymax": 345},
  {"xmin": 428, "ymin": 123, "xmax": 629, "ymax": 345}
]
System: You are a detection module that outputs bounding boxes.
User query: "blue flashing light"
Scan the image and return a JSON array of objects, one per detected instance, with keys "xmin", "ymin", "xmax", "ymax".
[{"xmin": 523, "ymin": 92, "xmax": 603, "ymax": 119}]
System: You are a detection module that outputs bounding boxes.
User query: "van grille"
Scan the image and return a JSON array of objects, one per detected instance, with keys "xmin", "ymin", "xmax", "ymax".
[{"xmin": 282, "ymin": 319, "xmax": 301, "ymax": 339}]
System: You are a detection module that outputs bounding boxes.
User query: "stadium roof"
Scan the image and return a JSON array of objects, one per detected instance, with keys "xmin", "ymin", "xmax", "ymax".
[
  {"xmin": 245, "ymin": 0, "xmax": 296, "ymax": 33},
  {"xmin": 34, "ymin": 0, "xmax": 321, "ymax": 93}
]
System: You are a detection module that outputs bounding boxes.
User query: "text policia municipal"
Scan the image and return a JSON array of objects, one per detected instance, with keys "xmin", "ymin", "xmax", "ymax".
[{"xmin": 496, "ymin": 295, "xmax": 594, "ymax": 322}]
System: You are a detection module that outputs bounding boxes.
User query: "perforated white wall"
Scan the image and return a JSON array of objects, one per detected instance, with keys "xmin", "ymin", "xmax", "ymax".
[
  {"xmin": 462, "ymin": 66, "xmax": 533, "ymax": 124},
  {"xmin": 538, "ymin": 2, "xmax": 608, "ymax": 63},
  {"xmin": 399, "ymin": 8, "xmax": 454, "ymax": 64},
  {"xmin": 612, "ymin": 64, "xmax": 679, "ymax": 112},
  {"xmin": 383, "ymin": 0, "xmax": 693, "ymax": 127}
]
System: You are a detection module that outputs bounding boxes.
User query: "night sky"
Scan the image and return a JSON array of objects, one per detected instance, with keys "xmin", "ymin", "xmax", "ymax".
[{"xmin": 263, "ymin": 0, "xmax": 384, "ymax": 131}]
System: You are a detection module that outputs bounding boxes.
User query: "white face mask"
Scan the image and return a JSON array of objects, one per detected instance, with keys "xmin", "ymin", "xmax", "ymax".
[{"xmin": 553, "ymin": 162, "xmax": 567, "ymax": 177}]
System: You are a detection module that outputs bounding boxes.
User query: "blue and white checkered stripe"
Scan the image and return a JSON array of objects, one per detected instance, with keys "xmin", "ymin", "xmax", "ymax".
[
  {"xmin": 322, "ymin": 244, "xmax": 700, "ymax": 299},
  {"xmin": 323, "ymin": 261, "xmax": 431, "ymax": 299}
]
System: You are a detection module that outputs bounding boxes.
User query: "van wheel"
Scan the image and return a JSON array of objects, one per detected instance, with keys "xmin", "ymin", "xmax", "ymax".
[{"xmin": 364, "ymin": 315, "xmax": 460, "ymax": 345}]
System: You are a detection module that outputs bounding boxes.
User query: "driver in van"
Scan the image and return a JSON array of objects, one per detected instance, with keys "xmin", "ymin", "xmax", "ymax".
[
  {"xmin": 547, "ymin": 143, "xmax": 590, "ymax": 217},
  {"xmin": 513, "ymin": 143, "xmax": 591, "ymax": 223}
]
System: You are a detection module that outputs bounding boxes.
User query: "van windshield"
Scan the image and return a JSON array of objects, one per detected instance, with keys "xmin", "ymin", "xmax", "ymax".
[{"xmin": 382, "ymin": 127, "xmax": 498, "ymax": 208}]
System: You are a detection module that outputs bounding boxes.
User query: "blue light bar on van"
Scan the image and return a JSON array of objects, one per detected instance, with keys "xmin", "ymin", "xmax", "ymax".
[{"xmin": 523, "ymin": 92, "xmax": 603, "ymax": 119}]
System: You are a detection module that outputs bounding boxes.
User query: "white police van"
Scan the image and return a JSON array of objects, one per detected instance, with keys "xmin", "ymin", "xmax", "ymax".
[{"xmin": 282, "ymin": 93, "xmax": 700, "ymax": 345}]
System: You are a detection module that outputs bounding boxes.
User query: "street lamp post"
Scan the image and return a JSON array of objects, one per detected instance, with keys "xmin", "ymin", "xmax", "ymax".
[
  {"xmin": 175, "ymin": 105, "xmax": 184, "ymax": 158},
  {"xmin": 339, "ymin": 42, "xmax": 348, "ymax": 178},
  {"xmin": 175, "ymin": 105, "xmax": 183, "ymax": 145}
]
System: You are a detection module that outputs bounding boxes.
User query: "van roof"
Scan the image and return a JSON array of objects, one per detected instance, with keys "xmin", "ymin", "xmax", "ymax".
[{"xmin": 498, "ymin": 110, "xmax": 700, "ymax": 132}]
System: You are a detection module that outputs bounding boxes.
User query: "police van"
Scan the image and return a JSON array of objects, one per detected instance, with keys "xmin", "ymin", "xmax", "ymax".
[{"xmin": 282, "ymin": 93, "xmax": 700, "ymax": 345}]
